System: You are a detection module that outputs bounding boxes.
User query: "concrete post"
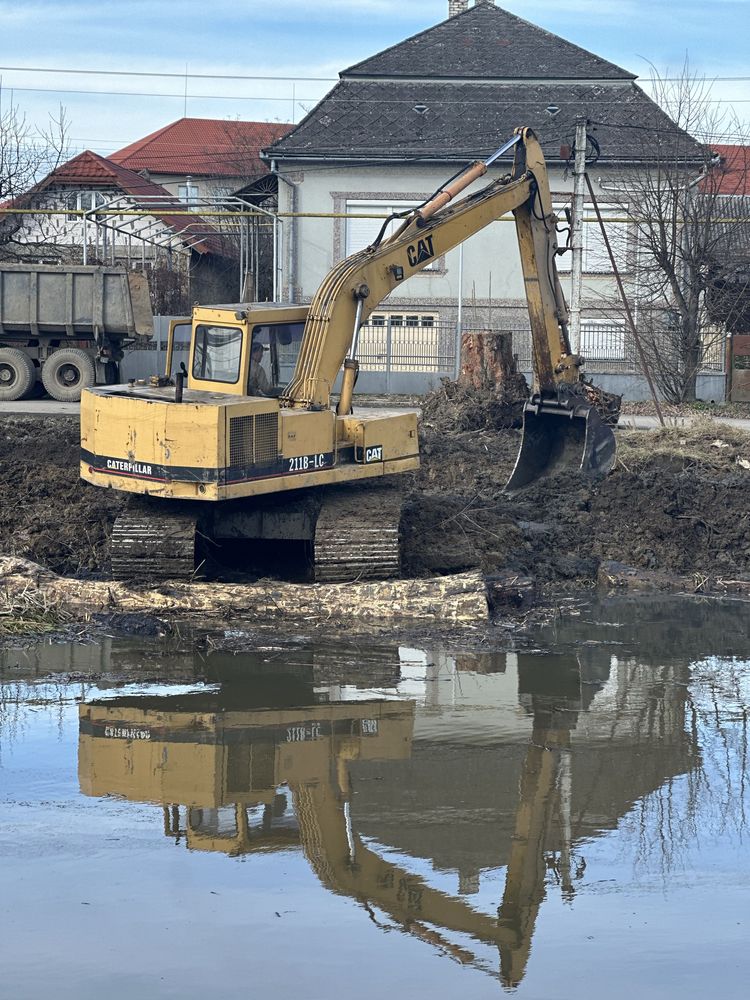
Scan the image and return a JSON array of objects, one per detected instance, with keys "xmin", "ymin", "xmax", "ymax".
[{"xmin": 569, "ymin": 118, "xmax": 587, "ymax": 355}]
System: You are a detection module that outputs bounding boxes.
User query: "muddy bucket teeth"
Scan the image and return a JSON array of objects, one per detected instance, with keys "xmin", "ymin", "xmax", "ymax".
[{"xmin": 505, "ymin": 393, "xmax": 617, "ymax": 492}]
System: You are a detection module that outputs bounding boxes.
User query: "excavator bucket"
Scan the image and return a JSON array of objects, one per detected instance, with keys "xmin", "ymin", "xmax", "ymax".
[{"xmin": 505, "ymin": 392, "xmax": 617, "ymax": 492}]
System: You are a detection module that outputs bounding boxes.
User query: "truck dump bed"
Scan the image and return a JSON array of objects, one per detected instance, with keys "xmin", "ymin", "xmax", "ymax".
[{"xmin": 0, "ymin": 264, "xmax": 152, "ymax": 338}]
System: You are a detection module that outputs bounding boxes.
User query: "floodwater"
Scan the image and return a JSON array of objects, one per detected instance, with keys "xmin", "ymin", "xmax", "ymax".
[{"xmin": 2, "ymin": 597, "xmax": 750, "ymax": 999}]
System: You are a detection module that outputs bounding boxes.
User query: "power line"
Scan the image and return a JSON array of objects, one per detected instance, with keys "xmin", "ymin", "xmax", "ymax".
[
  {"xmin": 2, "ymin": 63, "xmax": 750, "ymax": 85},
  {"xmin": 4, "ymin": 84, "xmax": 750, "ymax": 115},
  {"xmin": 2, "ymin": 85, "xmax": 307, "ymax": 103},
  {"xmin": 0, "ymin": 64, "xmax": 336, "ymax": 83}
]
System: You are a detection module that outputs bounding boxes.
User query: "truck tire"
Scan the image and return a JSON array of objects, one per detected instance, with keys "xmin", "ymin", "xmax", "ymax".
[
  {"xmin": 0, "ymin": 348, "xmax": 36, "ymax": 401},
  {"xmin": 41, "ymin": 348, "xmax": 96, "ymax": 402}
]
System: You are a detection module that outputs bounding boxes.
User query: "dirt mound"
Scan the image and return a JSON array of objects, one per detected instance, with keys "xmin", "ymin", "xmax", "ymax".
[
  {"xmin": 420, "ymin": 375, "xmax": 528, "ymax": 433},
  {"xmin": 3, "ymin": 413, "xmax": 750, "ymax": 593},
  {"xmin": 401, "ymin": 418, "xmax": 750, "ymax": 586},
  {"xmin": 0, "ymin": 416, "xmax": 126, "ymax": 576}
]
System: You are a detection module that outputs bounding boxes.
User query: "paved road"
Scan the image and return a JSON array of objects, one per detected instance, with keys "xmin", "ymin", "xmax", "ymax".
[
  {"xmin": 3, "ymin": 400, "xmax": 750, "ymax": 432},
  {"xmin": 618, "ymin": 414, "xmax": 750, "ymax": 431},
  {"xmin": 1, "ymin": 400, "xmax": 80, "ymax": 416}
]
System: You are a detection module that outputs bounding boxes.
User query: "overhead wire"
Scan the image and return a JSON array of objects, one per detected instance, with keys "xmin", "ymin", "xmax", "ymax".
[
  {"xmin": 2, "ymin": 63, "xmax": 750, "ymax": 84},
  {"xmin": 3, "ymin": 82, "xmax": 749, "ymax": 107}
]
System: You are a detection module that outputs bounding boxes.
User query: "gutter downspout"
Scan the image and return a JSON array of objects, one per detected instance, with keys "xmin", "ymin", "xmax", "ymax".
[{"xmin": 271, "ymin": 159, "xmax": 297, "ymax": 302}]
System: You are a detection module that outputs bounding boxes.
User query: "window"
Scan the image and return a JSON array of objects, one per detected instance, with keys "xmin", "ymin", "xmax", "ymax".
[
  {"xmin": 367, "ymin": 312, "xmax": 438, "ymax": 329},
  {"xmin": 178, "ymin": 181, "xmax": 200, "ymax": 210},
  {"xmin": 345, "ymin": 199, "xmax": 438, "ymax": 269},
  {"xmin": 251, "ymin": 321, "xmax": 306, "ymax": 386},
  {"xmin": 192, "ymin": 325, "xmax": 243, "ymax": 383},
  {"xmin": 65, "ymin": 190, "xmax": 107, "ymax": 220},
  {"xmin": 555, "ymin": 202, "xmax": 628, "ymax": 274}
]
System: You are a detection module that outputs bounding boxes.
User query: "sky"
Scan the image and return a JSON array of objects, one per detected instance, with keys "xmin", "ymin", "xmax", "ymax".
[{"xmin": 0, "ymin": 0, "xmax": 748, "ymax": 158}]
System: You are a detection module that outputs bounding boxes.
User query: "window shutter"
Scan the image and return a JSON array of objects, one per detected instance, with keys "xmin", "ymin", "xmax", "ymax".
[
  {"xmin": 346, "ymin": 212, "xmax": 383, "ymax": 255},
  {"xmin": 345, "ymin": 200, "xmax": 421, "ymax": 255}
]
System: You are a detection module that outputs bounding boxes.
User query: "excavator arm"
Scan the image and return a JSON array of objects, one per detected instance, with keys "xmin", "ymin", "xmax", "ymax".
[
  {"xmin": 282, "ymin": 127, "xmax": 616, "ymax": 487},
  {"xmin": 283, "ymin": 129, "xmax": 572, "ymax": 411}
]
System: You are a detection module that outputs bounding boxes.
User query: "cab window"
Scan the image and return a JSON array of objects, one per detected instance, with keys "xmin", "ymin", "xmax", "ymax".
[
  {"xmin": 192, "ymin": 325, "xmax": 243, "ymax": 383},
  {"xmin": 251, "ymin": 321, "xmax": 305, "ymax": 386}
]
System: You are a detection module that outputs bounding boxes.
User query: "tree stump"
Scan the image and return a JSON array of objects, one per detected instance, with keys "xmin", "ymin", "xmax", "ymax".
[
  {"xmin": 459, "ymin": 331, "xmax": 518, "ymax": 390},
  {"xmin": 420, "ymin": 331, "xmax": 529, "ymax": 432}
]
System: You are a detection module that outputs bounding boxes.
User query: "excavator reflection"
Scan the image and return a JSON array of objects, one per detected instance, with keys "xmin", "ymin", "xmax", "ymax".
[{"xmin": 78, "ymin": 662, "xmax": 588, "ymax": 989}]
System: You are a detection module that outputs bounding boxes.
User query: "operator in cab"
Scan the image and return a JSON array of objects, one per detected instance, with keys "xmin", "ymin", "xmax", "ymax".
[{"xmin": 248, "ymin": 340, "xmax": 270, "ymax": 396}]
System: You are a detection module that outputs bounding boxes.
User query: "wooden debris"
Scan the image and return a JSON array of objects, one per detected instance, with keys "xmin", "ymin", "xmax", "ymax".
[
  {"xmin": 485, "ymin": 571, "xmax": 535, "ymax": 610},
  {"xmin": 0, "ymin": 557, "xmax": 489, "ymax": 627}
]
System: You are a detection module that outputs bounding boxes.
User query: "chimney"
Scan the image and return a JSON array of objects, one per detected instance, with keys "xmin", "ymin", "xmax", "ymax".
[{"xmin": 449, "ymin": 0, "xmax": 495, "ymax": 15}]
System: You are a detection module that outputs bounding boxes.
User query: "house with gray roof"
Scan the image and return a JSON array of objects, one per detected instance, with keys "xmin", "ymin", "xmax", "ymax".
[{"xmin": 265, "ymin": 0, "xmax": 710, "ymax": 396}]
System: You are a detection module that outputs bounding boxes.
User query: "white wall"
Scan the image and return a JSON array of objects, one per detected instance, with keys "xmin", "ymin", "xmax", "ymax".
[{"xmin": 276, "ymin": 160, "xmax": 628, "ymax": 330}]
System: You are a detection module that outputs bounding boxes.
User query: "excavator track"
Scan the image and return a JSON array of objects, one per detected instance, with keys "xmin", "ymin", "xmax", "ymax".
[
  {"xmin": 111, "ymin": 504, "xmax": 200, "ymax": 583},
  {"xmin": 314, "ymin": 490, "xmax": 403, "ymax": 583}
]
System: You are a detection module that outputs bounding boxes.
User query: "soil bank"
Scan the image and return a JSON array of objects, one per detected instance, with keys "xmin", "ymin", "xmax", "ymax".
[{"xmin": 2, "ymin": 413, "xmax": 750, "ymax": 619}]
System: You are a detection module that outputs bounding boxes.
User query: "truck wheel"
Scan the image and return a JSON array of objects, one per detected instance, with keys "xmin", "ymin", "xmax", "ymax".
[
  {"xmin": 0, "ymin": 348, "xmax": 36, "ymax": 401},
  {"xmin": 41, "ymin": 348, "xmax": 96, "ymax": 402}
]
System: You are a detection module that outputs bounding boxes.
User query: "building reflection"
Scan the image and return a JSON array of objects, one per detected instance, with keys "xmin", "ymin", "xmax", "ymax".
[{"xmin": 78, "ymin": 644, "xmax": 694, "ymax": 989}]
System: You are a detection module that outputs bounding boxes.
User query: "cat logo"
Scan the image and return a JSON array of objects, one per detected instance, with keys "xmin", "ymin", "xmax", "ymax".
[
  {"xmin": 365, "ymin": 445, "xmax": 383, "ymax": 464},
  {"xmin": 407, "ymin": 234, "xmax": 435, "ymax": 267}
]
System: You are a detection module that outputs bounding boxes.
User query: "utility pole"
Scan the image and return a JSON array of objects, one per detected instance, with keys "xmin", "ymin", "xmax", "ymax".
[{"xmin": 569, "ymin": 117, "xmax": 587, "ymax": 355}]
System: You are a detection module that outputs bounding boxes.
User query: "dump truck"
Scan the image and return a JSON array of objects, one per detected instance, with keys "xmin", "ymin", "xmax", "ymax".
[
  {"xmin": 0, "ymin": 264, "xmax": 153, "ymax": 402},
  {"xmin": 80, "ymin": 127, "xmax": 617, "ymax": 583}
]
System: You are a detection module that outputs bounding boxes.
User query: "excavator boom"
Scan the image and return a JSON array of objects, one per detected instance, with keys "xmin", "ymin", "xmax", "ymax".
[{"xmin": 282, "ymin": 127, "xmax": 616, "ymax": 485}]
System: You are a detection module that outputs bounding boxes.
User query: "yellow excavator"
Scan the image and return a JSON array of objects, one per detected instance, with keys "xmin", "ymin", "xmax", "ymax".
[
  {"xmin": 80, "ymin": 127, "xmax": 616, "ymax": 583},
  {"xmin": 78, "ymin": 672, "xmax": 579, "ymax": 989}
]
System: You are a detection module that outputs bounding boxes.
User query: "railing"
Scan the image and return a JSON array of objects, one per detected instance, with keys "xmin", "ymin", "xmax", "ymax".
[
  {"xmin": 121, "ymin": 317, "xmax": 726, "ymax": 387},
  {"xmin": 511, "ymin": 322, "xmax": 726, "ymax": 375}
]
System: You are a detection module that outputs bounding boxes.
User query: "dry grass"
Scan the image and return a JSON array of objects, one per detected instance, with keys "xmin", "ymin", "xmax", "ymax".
[
  {"xmin": 0, "ymin": 585, "xmax": 74, "ymax": 637},
  {"xmin": 617, "ymin": 416, "xmax": 750, "ymax": 474}
]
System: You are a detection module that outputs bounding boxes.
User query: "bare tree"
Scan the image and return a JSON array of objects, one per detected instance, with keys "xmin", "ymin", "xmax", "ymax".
[
  {"xmin": 0, "ymin": 93, "xmax": 70, "ymax": 257},
  {"xmin": 612, "ymin": 63, "xmax": 750, "ymax": 403}
]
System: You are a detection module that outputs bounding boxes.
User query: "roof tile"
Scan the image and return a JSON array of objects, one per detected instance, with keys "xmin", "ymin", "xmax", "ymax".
[
  {"xmin": 268, "ymin": 80, "xmax": 696, "ymax": 164},
  {"xmin": 711, "ymin": 145, "xmax": 750, "ymax": 196},
  {"xmin": 344, "ymin": 3, "xmax": 634, "ymax": 81},
  {"xmin": 110, "ymin": 117, "xmax": 293, "ymax": 177}
]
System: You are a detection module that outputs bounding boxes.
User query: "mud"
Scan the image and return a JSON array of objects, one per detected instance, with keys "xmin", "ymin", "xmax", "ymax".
[
  {"xmin": 2, "ymin": 413, "xmax": 750, "ymax": 601},
  {"xmin": 419, "ymin": 376, "xmax": 527, "ymax": 433},
  {"xmin": 403, "ymin": 419, "xmax": 750, "ymax": 589},
  {"xmin": 0, "ymin": 416, "xmax": 125, "ymax": 576}
]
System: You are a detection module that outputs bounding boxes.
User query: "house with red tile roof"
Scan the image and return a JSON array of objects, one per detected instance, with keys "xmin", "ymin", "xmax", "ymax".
[
  {"xmin": 3, "ymin": 117, "xmax": 294, "ymax": 306},
  {"xmin": 709, "ymin": 145, "xmax": 750, "ymax": 197},
  {"xmin": 110, "ymin": 117, "xmax": 293, "ymax": 205},
  {"xmin": 8, "ymin": 149, "xmax": 239, "ymax": 308},
  {"xmin": 702, "ymin": 145, "xmax": 750, "ymax": 336}
]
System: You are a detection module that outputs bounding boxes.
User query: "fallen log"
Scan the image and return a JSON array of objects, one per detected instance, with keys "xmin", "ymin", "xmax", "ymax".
[{"xmin": 0, "ymin": 557, "xmax": 489, "ymax": 627}]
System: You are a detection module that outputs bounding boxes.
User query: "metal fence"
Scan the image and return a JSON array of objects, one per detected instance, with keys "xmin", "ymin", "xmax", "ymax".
[
  {"xmin": 510, "ymin": 322, "xmax": 725, "ymax": 374},
  {"xmin": 121, "ymin": 316, "xmax": 726, "ymax": 393}
]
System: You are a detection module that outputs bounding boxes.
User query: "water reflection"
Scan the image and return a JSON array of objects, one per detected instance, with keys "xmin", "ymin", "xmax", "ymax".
[{"xmin": 76, "ymin": 642, "xmax": 697, "ymax": 989}]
